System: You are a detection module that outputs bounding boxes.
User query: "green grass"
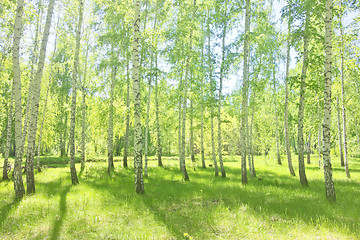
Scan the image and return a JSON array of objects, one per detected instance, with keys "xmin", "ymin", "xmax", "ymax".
[{"xmin": 1, "ymin": 155, "xmax": 359, "ymax": 239}]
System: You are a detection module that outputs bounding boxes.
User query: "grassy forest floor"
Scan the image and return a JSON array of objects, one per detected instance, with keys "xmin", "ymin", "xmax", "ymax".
[{"xmin": 0, "ymin": 155, "xmax": 359, "ymax": 239}]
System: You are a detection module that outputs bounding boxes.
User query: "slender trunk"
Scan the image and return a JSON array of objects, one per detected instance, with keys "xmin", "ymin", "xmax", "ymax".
[
  {"xmin": 285, "ymin": 5, "xmax": 296, "ymax": 175},
  {"xmin": 178, "ymin": 75, "xmax": 182, "ymax": 170},
  {"xmin": 12, "ymin": 0, "xmax": 26, "ymax": 199},
  {"xmin": 297, "ymin": 7, "xmax": 309, "ymax": 186},
  {"xmin": 3, "ymin": 96, "xmax": 13, "ymax": 180},
  {"xmin": 323, "ymin": 0, "xmax": 336, "ymax": 201},
  {"xmin": 218, "ymin": 14, "xmax": 227, "ymax": 178},
  {"xmin": 81, "ymin": 44, "xmax": 89, "ymax": 171},
  {"xmin": 200, "ymin": 45, "xmax": 205, "ymax": 168},
  {"xmin": 180, "ymin": 0, "xmax": 196, "ymax": 181},
  {"xmin": 273, "ymin": 66, "xmax": 281, "ymax": 165},
  {"xmin": 155, "ymin": 53, "xmax": 163, "ymax": 167},
  {"xmin": 307, "ymin": 132, "xmax": 311, "ymax": 164},
  {"xmin": 208, "ymin": 10, "xmax": 218, "ymax": 176},
  {"xmin": 336, "ymin": 98, "xmax": 344, "ymax": 166},
  {"xmin": 69, "ymin": 0, "xmax": 84, "ymax": 185},
  {"xmin": 144, "ymin": 68, "xmax": 151, "ymax": 177},
  {"xmin": 190, "ymin": 99, "xmax": 195, "ymax": 162},
  {"xmin": 249, "ymin": 92, "xmax": 256, "ymax": 177},
  {"xmin": 123, "ymin": 59, "xmax": 130, "ymax": 168},
  {"xmin": 241, "ymin": 0, "xmax": 250, "ymax": 184},
  {"xmin": 107, "ymin": 66, "xmax": 116, "ymax": 173},
  {"xmin": 133, "ymin": 0, "xmax": 144, "ymax": 193},
  {"xmin": 339, "ymin": 11, "xmax": 350, "ymax": 178},
  {"xmin": 317, "ymin": 80, "xmax": 322, "ymax": 168}
]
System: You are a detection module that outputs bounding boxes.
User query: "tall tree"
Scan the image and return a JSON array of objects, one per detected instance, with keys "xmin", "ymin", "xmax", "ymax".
[
  {"xmin": 12, "ymin": 0, "xmax": 26, "ymax": 199},
  {"xmin": 339, "ymin": 4, "xmax": 350, "ymax": 178},
  {"xmin": 69, "ymin": 0, "xmax": 84, "ymax": 185},
  {"xmin": 241, "ymin": 0, "xmax": 250, "ymax": 184},
  {"xmin": 154, "ymin": 52, "xmax": 163, "ymax": 167},
  {"xmin": 323, "ymin": 0, "xmax": 336, "ymax": 201},
  {"xmin": 144, "ymin": 63, "xmax": 152, "ymax": 177},
  {"xmin": 336, "ymin": 97, "xmax": 344, "ymax": 166},
  {"xmin": 297, "ymin": 3, "xmax": 310, "ymax": 186},
  {"xmin": 107, "ymin": 64, "xmax": 116, "ymax": 173},
  {"xmin": 123, "ymin": 59, "xmax": 130, "ymax": 168},
  {"xmin": 80, "ymin": 42, "xmax": 89, "ymax": 171},
  {"xmin": 133, "ymin": 0, "xmax": 144, "ymax": 194},
  {"xmin": 284, "ymin": 0, "xmax": 296, "ymax": 176},
  {"xmin": 217, "ymin": 3, "xmax": 227, "ymax": 178}
]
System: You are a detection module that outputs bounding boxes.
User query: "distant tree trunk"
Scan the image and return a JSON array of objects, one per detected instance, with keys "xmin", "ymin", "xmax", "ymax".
[
  {"xmin": 336, "ymin": 98, "xmax": 344, "ymax": 166},
  {"xmin": 241, "ymin": 0, "xmax": 250, "ymax": 184},
  {"xmin": 249, "ymin": 92, "xmax": 256, "ymax": 177},
  {"xmin": 3, "ymin": 96, "xmax": 13, "ymax": 180},
  {"xmin": 285, "ymin": 6, "xmax": 296, "ymax": 175},
  {"xmin": 317, "ymin": 82, "xmax": 322, "ymax": 168},
  {"xmin": 12, "ymin": 0, "xmax": 26, "ymax": 199},
  {"xmin": 144, "ymin": 68, "xmax": 152, "ymax": 177},
  {"xmin": 339, "ymin": 11, "xmax": 350, "ymax": 178},
  {"xmin": 133, "ymin": 0, "xmax": 144, "ymax": 193},
  {"xmin": 307, "ymin": 133, "xmax": 311, "ymax": 164},
  {"xmin": 208, "ymin": 11, "xmax": 218, "ymax": 175},
  {"xmin": 200, "ymin": 46, "xmax": 205, "ymax": 169},
  {"xmin": 273, "ymin": 66, "xmax": 281, "ymax": 165},
  {"xmin": 69, "ymin": 0, "xmax": 84, "ymax": 185},
  {"xmin": 178, "ymin": 77, "xmax": 182, "ymax": 170},
  {"xmin": 217, "ymin": 11, "xmax": 227, "ymax": 178},
  {"xmin": 323, "ymin": 0, "xmax": 336, "ymax": 201},
  {"xmin": 190, "ymin": 99, "xmax": 195, "ymax": 163},
  {"xmin": 81, "ymin": 44, "xmax": 89, "ymax": 171},
  {"xmin": 123, "ymin": 60, "xmax": 130, "ymax": 168},
  {"xmin": 297, "ymin": 7, "xmax": 309, "ymax": 186},
  {"xmin": 155, "ymin": 53, "xmax": 163, "ymax": 167},
  {"xmin": 61, "ymin": 110, "xmax": 68, "ymax": 157},
  {"xmin": 107, "ymin": 66, "xmax": 116, "ymax": 174}
]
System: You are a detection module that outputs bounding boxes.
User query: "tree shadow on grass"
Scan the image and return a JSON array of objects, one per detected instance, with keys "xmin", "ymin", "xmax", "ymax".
[
  {"xmin": 79, "ymin": 164, "xmax": 360, "ymax": 239},
  {"xmin": 0, "ymin": 199, "xmax": 20, "ymax": 227},
  {"xmin": 50, "ymin": 185, "xmax": 70, "ymax": 240}
]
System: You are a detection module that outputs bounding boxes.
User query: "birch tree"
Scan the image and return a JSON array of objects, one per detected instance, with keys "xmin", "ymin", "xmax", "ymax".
[
  {"xmin": 12, "ymin": 0, "xmax": 26, "ymax": 199},
  {"xmin": 69, "ymin": 0, "xmax": 84, "ymax": 185},
  {"xmin": 323, "ymin": 0, "xmax": 336, "ymax": 201},
  {"xmin": 133, "ymin": 0, "xmax": 144, "ymax": 194}
]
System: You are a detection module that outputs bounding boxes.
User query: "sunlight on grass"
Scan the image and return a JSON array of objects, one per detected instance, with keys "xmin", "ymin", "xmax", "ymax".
[{"xmin": 0, "ymin": 155, "xmax": 359, "ymax": 239}]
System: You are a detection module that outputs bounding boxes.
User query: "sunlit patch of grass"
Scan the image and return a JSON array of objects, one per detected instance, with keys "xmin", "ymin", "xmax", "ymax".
[{"xmin": 0, "ymin": 154, "xmax": 359, "ymax": 239}]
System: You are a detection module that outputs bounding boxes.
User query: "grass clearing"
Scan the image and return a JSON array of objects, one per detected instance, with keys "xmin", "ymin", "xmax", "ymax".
[{"xmin": 1, "ymin": 155, "xmax": 359, "ymax": 239}]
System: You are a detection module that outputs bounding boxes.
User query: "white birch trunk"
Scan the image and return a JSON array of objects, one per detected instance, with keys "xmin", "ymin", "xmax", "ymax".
[
  {"xmin": 3, "ymin": 95, "xmax": 13, "ymax": 180},
  {"xmin": 323, "ymin": 0, "xmax": 336, "ymax": 201},
  {"xmin": 107, "ymin": 66, "xmax": 116, "ymax": 173},
  {"xmin": 133, "ymin": 0, "xmax": 144, "ymax": 193},
  {"xmin": 336, "ymin": 98, "xmax": 344, "ymax": 166},
  {"xmin": 12, "ymin": 0, "xmax": 26, "ymax": 199},
  {"xmin": 123, "ymin": 59, "xmax": 130, "ymax": 168}
]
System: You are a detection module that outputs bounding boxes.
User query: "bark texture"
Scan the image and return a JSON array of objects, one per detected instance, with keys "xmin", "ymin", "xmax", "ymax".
[
  {"xmin": 12, "ymin": 0, "xmax": 26, "ymax": 199},
  {"xmin": 323, "ymin": 0, "xmax": 336, "ymax": 201},
  {"xmin": 107, "ymin": 66, "xmax": 116, "ymax": 173},
  {"xmin": 155, "ymin": 54, "xmax": 163, "ymax": 167},
  {"xmin": 133, "ymin": 0, "xmax": 144, "ymax": 194}
]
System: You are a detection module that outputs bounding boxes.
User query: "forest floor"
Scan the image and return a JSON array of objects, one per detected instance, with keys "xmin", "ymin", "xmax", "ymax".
[{"xmin": 0, "ymin": 155, "xmax": 359, "ymax": 239}]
